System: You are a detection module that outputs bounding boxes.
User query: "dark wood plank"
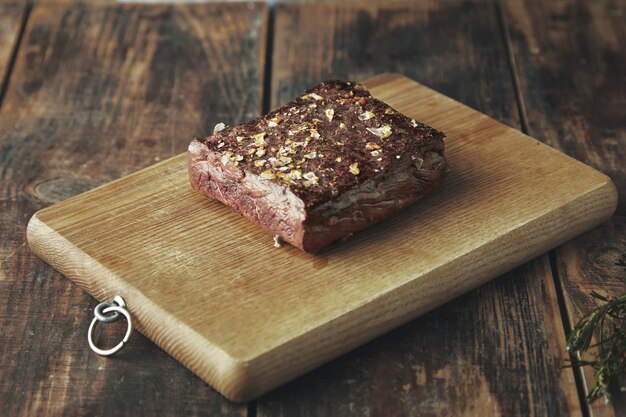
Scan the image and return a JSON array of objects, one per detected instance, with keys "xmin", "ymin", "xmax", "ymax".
[
  {"xmin": 0, "ymin": 1, "xmax": 26, "ymax": 98},
  {"xmin": 0, "ymin": 2, "xmax": 266, "ymax": 416},
  {"xmin": 259, "ymin": 2, "xmax": 581, "ymax": 416},
  {"xmin": 504, "ymin": 0, "xmax": 626, "ymax": 415},
  {"xmin": 271, "ymin": 1, "xmax": 520, "ymax": 126},
  {"xmin": 504, "ymin": 0, "xmax": 625, "ymax": 214}
]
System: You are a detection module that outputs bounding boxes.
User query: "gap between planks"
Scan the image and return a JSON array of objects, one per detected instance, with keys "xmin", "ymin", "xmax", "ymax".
[
  {"xmin": 0, "ymin": 1, "xmax": 30, "ymax": 111},
  {"xmin": 262, "ymin": 4, "xmax": 275, "ymax": 115}
]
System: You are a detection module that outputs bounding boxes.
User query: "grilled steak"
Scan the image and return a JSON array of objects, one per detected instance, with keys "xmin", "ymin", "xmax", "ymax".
[{"xmin": 188, "ymin": 80, "xmax": 449, "ymax": 252}]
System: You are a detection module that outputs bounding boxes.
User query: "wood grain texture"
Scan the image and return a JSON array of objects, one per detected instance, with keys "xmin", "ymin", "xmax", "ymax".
[
  {"xmin": 27, "ymin": 73, "xmax": 617, "ymax": 403},
  {"xmin": 504, "ymin": 0, "xmax": 626, "ymax": 415},
  {"xmin": 261, "ymin": 2, "xmax": 590, "ymax": 416},
  {"xmin": 0, "ymin": 1, "xmax": 26, "ymax": 98},
  {"xmin": 0, "ymin": 2, "xmax": 266, "ymax": 416}
]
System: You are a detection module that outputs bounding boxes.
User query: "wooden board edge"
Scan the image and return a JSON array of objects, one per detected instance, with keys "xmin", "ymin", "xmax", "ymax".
[
  {"xmin": 362, "ymin": 72, "xmax": 404, "ymax": 89},
  {"xmin": 236, "ymin": 178, "xmax": 618, "ymax": 400},
  {"xmin": 25, "ymin": 213, "xmax": 255, "ymax": 403}
]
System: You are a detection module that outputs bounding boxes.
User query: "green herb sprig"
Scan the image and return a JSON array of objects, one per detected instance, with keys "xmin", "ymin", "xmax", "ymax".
[{"xmin": 566, "ymin": 268, "xmax": 626, "ymax": 404}]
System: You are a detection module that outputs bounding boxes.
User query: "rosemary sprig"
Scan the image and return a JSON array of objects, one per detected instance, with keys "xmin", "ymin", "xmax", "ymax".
[{"xmin": 566, "ymin": 273, "xmax": 626, "ymax": 404}]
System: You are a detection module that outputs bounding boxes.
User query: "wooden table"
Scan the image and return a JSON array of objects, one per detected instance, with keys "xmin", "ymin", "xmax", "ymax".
[{"xmin": 0, "ymin": 1, "xmax": 624, "ymax": 416}]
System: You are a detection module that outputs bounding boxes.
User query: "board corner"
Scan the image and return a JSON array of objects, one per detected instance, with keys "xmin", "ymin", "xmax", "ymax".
[
  {"xmin": 26, "ymin": 211, "xmax": 49, "ymax": 258},
  {"xmin": 363, "ymin": 72, "xmax": 417, "ymax": 89}
]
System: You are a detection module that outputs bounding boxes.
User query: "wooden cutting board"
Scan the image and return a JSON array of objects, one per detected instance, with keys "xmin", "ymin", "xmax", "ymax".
[{"xmin": 27, "ymin": 73, "xmax": 617, "ymax": 402}]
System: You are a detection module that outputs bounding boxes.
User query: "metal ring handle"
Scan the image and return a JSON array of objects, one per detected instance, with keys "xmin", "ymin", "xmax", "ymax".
[
  {"xmin": 94, "ymin": 302, "xmax": 119, "ymax": 323},
  {"xmin": 93, "ymin": 296, "xmax": 126, "ymax": 323},
  {"xmin": 88, "ymin": 305, "xmax": 133, "ymax": 356}
]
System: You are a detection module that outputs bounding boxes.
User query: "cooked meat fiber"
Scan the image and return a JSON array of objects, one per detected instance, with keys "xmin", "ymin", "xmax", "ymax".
[{"xmin": 188, "ymin": 80, "xmax": 449, "ymax": 252}]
